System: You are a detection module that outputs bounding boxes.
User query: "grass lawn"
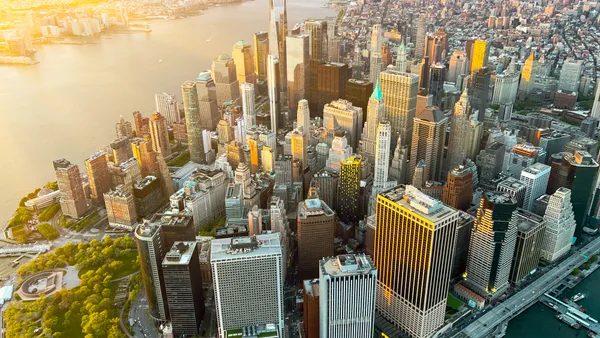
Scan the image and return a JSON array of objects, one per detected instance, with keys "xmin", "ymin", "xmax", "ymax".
[
  {"xmin": 447, "ymin": 293, "xmax": 463, "ymax": 310},
  {"xmin": 78, "ymin": 250, "xmax": 139, "ymax": 279},
  {"xmin": 167, "ymin": 150, "xmax": 190, "ymax": 167}
]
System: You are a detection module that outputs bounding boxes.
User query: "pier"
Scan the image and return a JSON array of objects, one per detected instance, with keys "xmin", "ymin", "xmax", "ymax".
[{"xmin": 541, "ymin": 293, "xmax": 600, "ymax": 334}]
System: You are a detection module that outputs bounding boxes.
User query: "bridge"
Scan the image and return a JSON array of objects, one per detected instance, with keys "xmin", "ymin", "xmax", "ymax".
[{"xmin": 454, "ymin": 236, "xmax": 600, "ymax": 338}]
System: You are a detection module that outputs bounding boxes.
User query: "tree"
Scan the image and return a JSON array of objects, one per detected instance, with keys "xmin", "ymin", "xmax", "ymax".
[
  {"xmin": 45, "ymin": 181, "xmax": 59, "ymax": 190},
  {"xmin": 572, "ymin": 268, "xmax": 581, "ymax": 277},
  {"xmin": 37, "ymin": 223, "xmax": 59, "ymax": 240}
]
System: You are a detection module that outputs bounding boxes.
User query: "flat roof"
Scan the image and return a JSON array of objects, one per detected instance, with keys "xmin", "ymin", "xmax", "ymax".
[
  {"xmin": 211, "ymin": 233, "xmax": 282, "ymax": 262},
  {"xmin": 379, "ymin": 185, "xmax": 458, "ymax": 224},
  {"xmin": 320, "ymin": 254, "xmax": 376, "ymax": 278},
  {"xmin": 163, "ymin": 242, "xmax": 197, "ymax": 266}
]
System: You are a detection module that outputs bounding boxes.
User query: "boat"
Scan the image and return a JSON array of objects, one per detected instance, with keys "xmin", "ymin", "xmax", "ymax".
[
  {"xmin": 573, "ymin": 293, "xmax": 585, "ymax": 302},
  {"xmin": 556, "ymin": 314, "xmax": 582, "ymax": 329},
  {"xmin": 158, "ymin": 59, "xmax": 163, "ymax": 63},
  {"xmin": 206, "ymin": 39, "xmax": 211, "ymax": 43}
]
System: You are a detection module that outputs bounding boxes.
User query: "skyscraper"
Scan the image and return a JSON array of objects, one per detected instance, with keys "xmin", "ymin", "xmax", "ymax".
[
  {"xmin": 319, "ymin": 254, "xmax": 377, "ymax": 338},
  {"xmin": 465, "ymin": 192, "xmax": 518, "ymax": 300},
  {"xmin": 211, "ymin": 233, "xmax": 284, "ymax": 337},
  {"xmin": 492, "ymin": 71, "xmax": 519, "ymax": 121},
  {"xmin": 268, "ymin": 54, "xmax": 281, "ymax": 132},
  {"xmin": 135, "ymin": 221, "xmax": 168, "ymax": 321},
  {"xmin": 182, "ymin": 81, "xmax": 206, "ymax": 164},
  {"xmin": 305, "ymin": 20, "xmax": 328, "ymax": 63},
  {"xmin": 310, "ymin": 62, "xmax": 349, "ymax": 116},
  {"xmin": 469, "ymin": 40, "xmax": 489, "ymax": 73},
  {"xmin": 53, "ymin": 158, "xmax": 87, "ymax": 219},
  {"xmin": 540, "ymin": 187, "xmax": 577, "ymax": 262},
  {"xmin": 162, "ymin": 242, "xmax": 205, "ymax": 337},
  {"xmin": 344, "ymin": 80, "xmax": 373, "ymax": 118},
  {"xmin": 111, "ymin": 136, "xmax": 133, "ymax": 165},
  {"xmin": 85, "ymin": 151, "xmax": 112, "ymax": 206},
  {"xmin": 414, "ymin": 14, "xmax": 426, "ymax": 59},
  {"xmin": 373, "ymin": 120, "xmax": 392, "ymax": 188},
  {"xmin": 339, "ymin": 156, "xmax": 362, "ymax": 224},
  {"xmin": 286, "ymin": 34, "xmax": 310, "ymax": 113},
  {"xmin": 212, "ymin": 54, "xmax": 241, "ymax": 106},
  {"xmin": 297, "ymin": 182, "xmax": 336, "ymax": 279},
  {"xmin": 358, "ymin": 82, "xmax": 384, "ymax": 167},
  {"xmin": 559, "ymin": 58, "xmax": 583, "ymax": 93},
  {"xmin": 509, "ymin": 209, "xmax": 546, "ymax": 286},
  {"xmin": 291, "ymin": 128, "xmax": 307, "ymax": 170},
  {"xmin": 590, "ymin": 78, "xmax": 600, "ymax": 119},
  {"xmin": 154, "ymin": 93, "xmax": 181, "ymax": 125},
  {"xmin": 409, "ymin": 106, "xmax": 448, "ymax": 183},
  {"xmin": 241, "ymin": 83, "xmax": 256, "ymax": 128},
  {"xmin": 149, "ymin": 112, "xmax": 171, "ymax": 157},
  {"xmin": 195, "ymin": 71, "xmax": 221, "ymax": 130},
  {"xmin": 395, "ymin": 40, "xmax": 407, "ymax": 72},
  {"xmin": 232, "ymin": 40, "xmax": 256, "ymax": 85},
  {"xmin": 254, "ymin": 31, "xmax": 269, "ymax": 85},
  {"xmin": 380, "ymin": 69, "xmax": 419, "ymax": 148},
  {"xmin": 519, "ymin": 52, "xmax": 536, "ymax": 96},
  {"xmin": 268, "ymin": 0, "xmax": 287, "ymax": 91},
  {"xmin": 520, "ymin": 163, "xmax": 551, "ymax": 211},
  {"xmin": 447, "ymin": 50, "xmax": 468, "ymax": 83},
  {"xmin": 446, "ymin": 89, "xmax": 476, "ymax": 173},
  {"xmin": 323, "ymin": 99, "xmax": 364, "ymax": 150},
  {"xmin": 369, "ymin": 51, "xmax": 383, "ymax": 84},
  {"xmin": 442, "ymin": 164, "xmax": 474, "ymax": 211},
  {"xmin": 374, "ymin": 185, "xmax": 459, "ymax": 338},
  {"xmin": 469, "ymin": 67, "xmax": 491, "ymax": 121}
]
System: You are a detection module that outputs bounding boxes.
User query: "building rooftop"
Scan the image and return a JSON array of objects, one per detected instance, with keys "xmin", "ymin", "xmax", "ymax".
[
  {"xmin": 303, "ymin": 279, "xmax": 319, "ymax": 300},
  {"xmin": 498, "ymin": 177, "xmax": 526, "ymax": 190},
  {"xmin": 163, "ymin": 241, "xmax": 196, "ymax": 266},
  {"xmin": 484, "ymin": 191, "xmax": 517, "ymax": 205},
  {"xmin": 522, "ymin": 162, "xmax": 551, "ymax": 175},
  {"xmin": 87, "ymin": 151, "xmax": 106, "ymax": 162},
  {"xmin": 320, "ymin": 254, "xmax": 376, "ymax": 278},
  {"xmin": 134, "ymin": 175, "xmax": 157, "ymax": 190},
  {"xmin": 211, "ymin": 233, "xmax": 281, "ymax": 262},
  {"xmin": 379, "ymin": 185, "xmax": 458, "ymax": 223},
  {"xmin": 513, "ymin": 209, "xmax": 545, "ymax": 233}
]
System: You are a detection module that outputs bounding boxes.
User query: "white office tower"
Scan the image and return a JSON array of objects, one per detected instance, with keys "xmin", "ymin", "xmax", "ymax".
[
  {"xmin": 519, "ymin": 163, "xmax": 551, "ymax": 211},
  {"xmin": 326, "ymin": 134, "xmax": 352, "ymax": 172},
  {"xmin": 323, "ymin": 99, "xmax": 364, "ymax": 151},
  {"xmin": 395, "ymin": 40, "xmax": 407, "ymax": 72},
  {"xmin": 559, "ymin": 58, "xmax": 583, "ymax": 92},
  {"xmin": 540, "ymin": 187, "xmax": 577, "ymax": 263},
  {"xmin": 297, "ymin": 99, "xmax": 310, "ymax": 130},
  {"xmin": 370, "ymin": 24, "xmax": 383, "ymax": 52},
  {"xmin": 369, "ymin": 52, "xmax": 383, "ymax": 84},
  {"xmin": 492, "ymin": 71, "xmax": 519, "ymax": 121},
  {"xmin": 359, "ymin": 82, "xmax": 385, "ymax": 168},
  {"xmin": 591, "ymin": 78, "xmax": 600, "ymax": 119},
  {"xmin": 369, "ymin": 120, "xmax": 396, "ymax": 215},
  {"xmin": 319, "ymin": 254, "xmax": 377, "ymax": 338},
  {"xmin": 241, "ymin": 83, "xmax": 256, "ymax": 128},
  {"xmin": 267, "ymin": 54, "xmax": 281, "ymax": 132},
  {"xmin": 211, "ymin": 233, "xmax": 284, "ymax": 338},
  {"xmin": 447, "ymin": 89, "xmax": 472, "ymax": 173},
  {"xmin": 154, "ymin": 93, "xmax": 181, "ymax": 124},
  {"xmin": 447, "ymin": 51, "xmax": 468, "ymax": 84}
]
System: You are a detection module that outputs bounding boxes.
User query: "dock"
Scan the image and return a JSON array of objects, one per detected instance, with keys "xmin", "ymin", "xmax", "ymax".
[{"xmin": 540, "ymin": 293, "xmax": 600, "ymax": 333}]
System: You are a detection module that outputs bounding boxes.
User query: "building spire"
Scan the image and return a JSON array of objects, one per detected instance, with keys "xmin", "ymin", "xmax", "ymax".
[
  {"xmin": 396, "ymin": 39, "xmax": 407, "ymax": 72},
  {"xmin": 371, "ymin": 79, "xmax": 383, "ymax": 101}
]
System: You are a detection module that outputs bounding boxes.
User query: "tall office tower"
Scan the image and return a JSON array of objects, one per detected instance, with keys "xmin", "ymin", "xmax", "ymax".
[
  {"xmin": 241, "ymin": 83, "xmax": 256, "ymax": 128},
  {"xmin": 323, "ymin": 99, "xmax": 364, "ymax": 150},
  {"xmin": 182, "ymin": 81, "xmax": 206, "ymax": 164},
  {"xmin": 370, "ymin": 24, "xmax": 383, "ymax": 52},
  {"xmin": 497, "ymin": 177, "xmax": 527, "ymax": 207},
  {"xmin": 311, "ymin": 62, "xmax": 350, "ymax": 116},
  {"xmin": 492, "ymin": 72, "xmax": 519, "ymax": 121},
  {"xmin": 211, "ymin": 234, "xmax": 284, "ymax": 337},
  {"xmin": 509, "ymin": 209, "xmax": 546, "ymax": 286},
  {"xmin": 297, "ymin": 182, "xmax": 336, "ymax": 279},
  {"xmin": 135, "ymin": 221, "xmax": 168, "ymax": 321},
  {"xmin": 232, "ymin": 40, "xmax": 256, "ymax": 85},
  {"xmin": 520, "ymin": 163, "xmax": 551, "ymax": 211},
  {"xmin": 131, "ymin": 137, "xmax": 174, "ymax": 198},
  {"xmin": 590, "ymin": 78, "xmax": 600, "ymax": 119},
  {"xmin": 428, "ymin": 64, "xmax": 445, "ymax": 105},
  {"xmin": 565, "ymin": 137, "xmax": 598, "ymax": 159},
  {"xmin": 443, "ymin": 164, "xmax": 474, "ymax": 211},
  {"xmin": 469, "ymin": 40, "xmax": 489, "ymax": 73},
  {"xmin": 312, "ymin": 168, "xmax": 339, "ymax": 210},
  {"xmin": 358, "ymin": 83, "xmax": 385, "ymax": 167},
  {"xmin": 53, "ymin": 159, "xmax": 87, "ymax": 219},
  {"xmin": 111, "ymin": 136, "xmax": 133, "ymax": 165},
  {"xmin": 388, "ymin": 138, "xmax": 408, "ymax": 184},
  {"xmin": 303, "ymin": 279, "xmax": 320, "ymax": 338},
  {"xmin": 115, "ymin": 115, "xmax": 133, "ymax": 139},
  {"xmin": 148, "ymin": 112, "xmax": 172, "ymax": 157},
  {"xmin": 539, "ymin": 132, "xmax": 570, "ymax": 163},
  {"xmin": 195, "ymin": 71, "xmax": 221, "ymax": 130},
  {"xmin": 154, "ymin": 93, "xmax": 181, "ymax": 125},
  {"xmin": 254, "ymin": 32, "xmax": 269, "ymax": 86},
  {"xmin": 446, "ymin": 89, "xmax": 472, "ymax": 171},
  {"xmin": 369, "ymin": 52, "xmax": 383, "ymax": 84},
  {"xmin": 395, "ymin": 40, "xmax": 407, "ymax": 72},
  {"xmin": 327, "ymin": 134, "xmax": 352, "ymax": 171},
  {"xmin": 104, "ymin": 187, "xmax": 137, "ymax": 228},
  {"xmin": 305, "ymin": 20, "xmax": 328, "ymax": 63},
  {"xmin": 319, "ymin": 254, "xmax": 377, "ymax": 338},
  {"xmin": 547, "ymin": 151, "xmax": 598, "ymax": 239},
  {"xmin": 505, "ymin": 144, "xmax": 546, "ymax": 179},
  {"xmin": 339, "ymin": 156, "xmax": 362, "ymax": 224},
  {"xmin": 408, "ymin": 107, "xmax": 448, "ymax": 183},
  {"xmin": 291, "ymin": 128, "xmax": 308, "ymax": 170},
  {"xmin": 286, "ymin": 35, "xmax": 309, "ymax": 113},
  {"xmin": 465, "ymin": 192, "xmax": 518, "ymax": 300},
  {"xmin": 345, "ymin": 80, "xmax": 373, "ymax": 118},
  {"xmin": 162, "ymin": 242, "xmax": 205, "ymax": 337},
  {"xmin": 559, "ymin": 58, "xmax": 583, "ymax": 92},
  {"xmin": 417, "ymin": 56, "xmax": 430, "ymax": 90},
  {"xmin": 85, "ymin": 151, "xmax": 112, "ymax": 206},
  {"xmin": 519, "ymin": 52, "xmax": 536, "ymax": 96},
  {"xmin": 212, "ymin": 54, "xmax": 241, "ymax": 106},
  {"xmin": 414, "ymin": 14, "xmax": 426, "ymax": 59},
  {"xmin": 469, "ymin": 67, "xmax": 491, "ymax": 122},
  {"xmin": 374, "ymin": 185, "xmax": 458, "ymax": 338},
  {"xmin": 297, "ymin": 99, "xmax": 310, "ymax": 131},
  {"xmin": 424, "ymin": 31, "xmax": 447, "ymax": 64},
  {"xmin": 268, "ymin": 0, "xmax": 287, "ymax": 93},
  {"xmin": 373, "ymin": 120, "xmax": 392, "ymax": 188},
  {"xmin": 380, "ymin": 69, "xmax": 419, "ymax": 148},
  {"xmin": 447, "ymin": 51, "xmax": 468, "ymax": 83},
  {"xmin": 133, "ymin": 110, "xmax": 150, "ymax": 137},
  {"xmin": 268, "ymin": 54, "xmax": 281, "ymax": 133},
  {"xmin": 540, "ymin": 187, "xmax": 577, "ymax": 262}
]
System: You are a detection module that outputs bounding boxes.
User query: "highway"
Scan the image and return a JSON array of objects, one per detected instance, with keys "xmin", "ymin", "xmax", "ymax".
[{"xmin": 458, "ymin": 236, "xmax": 600, "ymax": 338}]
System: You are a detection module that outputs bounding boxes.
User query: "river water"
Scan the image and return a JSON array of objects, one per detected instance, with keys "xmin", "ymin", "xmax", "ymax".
[
  {"xmin": 0, "ymin": 0, "xmax": 336, "ymax": 222},
  {"xmin": 505, "ymin": 268, "xmax": 600, "ymax": 338}
]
